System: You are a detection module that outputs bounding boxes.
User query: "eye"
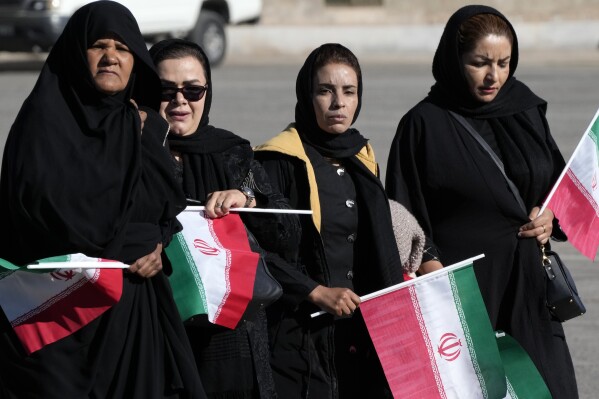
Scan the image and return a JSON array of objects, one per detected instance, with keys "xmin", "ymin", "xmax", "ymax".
[
  {"xmin": 183, "ymin": 85, "xmax": 204, "ymax": 94},
  {"xmin": 116, "ymin": 44, "xmax": 131, "ymax": 52}
]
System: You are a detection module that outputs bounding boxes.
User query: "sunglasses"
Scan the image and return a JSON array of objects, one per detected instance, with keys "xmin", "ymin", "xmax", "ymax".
[{"xmin": 161, "ymin": 84, "xmax": 208, "ymax": 102}]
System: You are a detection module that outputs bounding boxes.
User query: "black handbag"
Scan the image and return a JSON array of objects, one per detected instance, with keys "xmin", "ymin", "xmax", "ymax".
[
  {"xmin": 449, "ymin": 111, "xmax": 586, "ymax": 322},
  {"xmin": 541, "ymin": 244, "xmax": 586, "ymax": 321}
]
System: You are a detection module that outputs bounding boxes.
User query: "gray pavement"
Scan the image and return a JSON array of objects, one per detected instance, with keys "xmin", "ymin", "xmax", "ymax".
[{"xmin": 0, "ymin": 21, "xmax": 598, "ymax": 397}]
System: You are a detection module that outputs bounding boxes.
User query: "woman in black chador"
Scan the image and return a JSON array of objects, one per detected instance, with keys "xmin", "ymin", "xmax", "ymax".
[
  {"xmin": 255, "ymin": 43, "xmax": 403, "ymax": 399},
  {"xmin": 150, "ymin": 38, "xmax": 298, "ymax": 399},
  {"xmin": 0, "ymin": 2, "xmax": 205, "ymax": 398},
  {"xmin": 385, "ymin": 5, "xmax": 578, "ymax": 398}
]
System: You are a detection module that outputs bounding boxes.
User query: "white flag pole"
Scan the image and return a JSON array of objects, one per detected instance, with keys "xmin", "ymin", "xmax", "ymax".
[
  {"xmin": 310, "ymin": 254, "xmax": 485, "ymax": 318},
  {"xmin": 539, "ymin": 107, "xmax": 599, "ymax": 215},
  {"xmin": 27, "ymin": 262, "xmax": 129, "ymax": 270},
  {"xmin": 184, "ymin": 206, "xmax": 313, "ymax": 215}
]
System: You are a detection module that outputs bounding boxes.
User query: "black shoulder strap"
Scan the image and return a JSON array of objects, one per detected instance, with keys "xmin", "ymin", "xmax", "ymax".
[{"xmin": 449, "ymin": 111, "xmax": 528, "ymax": 215}]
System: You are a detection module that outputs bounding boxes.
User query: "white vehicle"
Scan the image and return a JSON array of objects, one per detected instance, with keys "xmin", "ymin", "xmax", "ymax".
[{"xmin": 0, "ymin": 0, "xmax": 261, "ymax": 65}]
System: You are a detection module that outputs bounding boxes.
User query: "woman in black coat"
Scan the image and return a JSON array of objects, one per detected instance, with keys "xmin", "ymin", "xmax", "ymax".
[
  {"xmin": 255, "ymin": 43, "xmax": 403, "ymax": 399},
  {"xmin": 385, "ymin": 5, "xmax": 578, "ymax": 398},
  {"xmin": 0, "ymin": 2, "xmax": 205, "ymax": 398},
  {"xmin": 150, "ymin": 39, "xmax": 298, "ymax": 399}
]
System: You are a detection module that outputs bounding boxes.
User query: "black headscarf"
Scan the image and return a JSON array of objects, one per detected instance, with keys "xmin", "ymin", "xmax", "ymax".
[
  {"xmin": 0, "ymin": 1, "xmax": 184, "ymax": 264},
  {"xmin": 429, "ymin": 4, "xmax": 545, "ymax": 117},
  {"xmin": 295, "ymin": 43, "xmax": 367, "ymax": 159},
  {"xmin": 149, "ymin": 39, "xmax": 250, "ymax": 200},
  {"xmin": 426, "ymin": 5, "xmax": 561, "ymax": 206}
]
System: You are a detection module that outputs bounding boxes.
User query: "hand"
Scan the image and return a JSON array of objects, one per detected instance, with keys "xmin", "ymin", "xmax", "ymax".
[
  {"xmin": 518, "ymin": 206, "xmax": 553, "ymax": 245},
  {"xmin": 130, "ymin": 99, "xmax": 147, "ymax": 132},
  {"xmin": 204, "ymin": 189, "xmax": 253, "ymax": 218},
  {"xmin": 128, "ymin": 243, "xmax": 162, "ymax": 278},
  {"xmin": 307, "ymin": 285, "xmax": 361, "ymax": 317},
  {"xmin": 417, "ymin": 260, "xmax": 443, "ymax": 275}
]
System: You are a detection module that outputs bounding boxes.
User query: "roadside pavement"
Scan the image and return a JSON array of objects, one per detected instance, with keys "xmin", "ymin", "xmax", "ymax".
[{"xmin": 225, "ymin": 20, "xmax": 599, "ymax": 65}]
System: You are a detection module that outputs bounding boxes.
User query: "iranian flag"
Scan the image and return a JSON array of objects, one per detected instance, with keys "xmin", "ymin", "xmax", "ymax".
[
  {"xmin": 543, "ymin": 108, "xmax": 599, "ymax": 260},
  {"xmin": 0, "ymin": 254, "xmax": 124, "ymax": 354},
  {"xmin": 360, "ymin": 256, "xmax": 507, "ymax": 399},
  {"xmin": 165, "ymin": 210, "xmax": 259, "ymax": 329}
]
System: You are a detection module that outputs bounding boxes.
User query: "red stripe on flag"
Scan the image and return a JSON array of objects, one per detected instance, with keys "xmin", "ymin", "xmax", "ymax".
[
  {"xmin": 548, "ymin": 170, "xmax": 599, "ymax": 260},
  {"xmin": 12, "ymin": 269, "xmax": 122, "ymax": 354},
  {"xmin": 361, "ymin": 286, "xmax": 443, "ymax": 399},
  {"xmin": 210, "ymin": 215, "xmax": 258, "ymax": 329}
]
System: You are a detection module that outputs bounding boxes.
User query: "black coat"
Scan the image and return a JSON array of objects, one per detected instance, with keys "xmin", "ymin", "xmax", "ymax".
[
  {"xmin": 386, "ymin": 100, "xmax": 577, "ymax": 399},
  {"xmin": 0, "ymin": 3, "xmax": 205, "ymax": 398},
  {"xmin": 256, "ymin": 132, "xmax": 400, "ymax": 399}
]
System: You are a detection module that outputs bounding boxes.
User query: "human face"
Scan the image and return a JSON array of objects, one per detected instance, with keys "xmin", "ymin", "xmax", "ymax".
[
  {"xmin": 312, "ymin": 62, "xmax": 359, "ymax": 134},
  {"xmin": 157, "ymin": 56, "xmax": 207, "ymax": 136},
  {"xmin": 87, "ymin": 35, "xmax": 134, "ymax": 95},
  {"xmin": 461, "ymin": 34, "xmax": 511, "ymax": 103}
]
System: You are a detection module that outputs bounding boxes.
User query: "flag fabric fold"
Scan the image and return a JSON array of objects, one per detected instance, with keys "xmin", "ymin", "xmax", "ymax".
[
  {"xmin": 545, "ymin": 108, "xmax": 599, "ymax": 260},
  {"xmin": 165, "ymin": 210, "xmax": 259, "ymax": 329},
  {"xmin": 498, "ymin": 333, "xmax": 552, "ymax": 399},
  {"xmin": 360, "ymin": 260, "xmax": 507, "ymax": 399},
  {"xmin": 0, "ymin": 254, "xmax": 124, "ymax": 354}
]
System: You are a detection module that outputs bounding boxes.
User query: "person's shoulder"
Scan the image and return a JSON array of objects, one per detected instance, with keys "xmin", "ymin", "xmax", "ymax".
[{"xmin": 403, "ymin": 99, "xmax": 447, "ymax": 121}]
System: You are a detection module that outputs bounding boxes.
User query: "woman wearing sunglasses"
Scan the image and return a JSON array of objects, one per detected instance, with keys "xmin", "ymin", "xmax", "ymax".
[{"xmin": 149, "ymin": 39, "xmax": 299, "ymax": 399}]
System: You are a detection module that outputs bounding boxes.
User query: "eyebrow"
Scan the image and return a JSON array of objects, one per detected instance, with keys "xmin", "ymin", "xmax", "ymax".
[
  {"xmin": 317, "ymin": 83, "xmax": 357, "ymax": 89},
  {"xmin": 472, "ymin": 54, "xmax": 511, "ymax": 63},
  {"xmin": 160, "ymin": 79, "xmax": 203, "ymax": 85}
]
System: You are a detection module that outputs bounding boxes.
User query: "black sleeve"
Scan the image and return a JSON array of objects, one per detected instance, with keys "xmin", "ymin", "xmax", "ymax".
[
  {"xmin": 240, "ymin": 157, "xmax": 302, "ymax": 259},
  {"xmin": 385, "ymin": 109, "xmax": 442, "ymax": 263},
  {"xmin": 256, "ymin": 152, "xmax": 321, "ymax": 307}
]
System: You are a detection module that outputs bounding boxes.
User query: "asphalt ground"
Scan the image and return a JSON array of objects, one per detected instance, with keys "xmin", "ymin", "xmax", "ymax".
[{"xmin": 0, "ymin": 49, "xmax": 598, "ymax": 397}]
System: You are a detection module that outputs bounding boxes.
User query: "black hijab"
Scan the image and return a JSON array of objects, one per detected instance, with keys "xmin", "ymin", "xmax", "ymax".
[
  {"xmin": 0, "ymin": 1, "xmax": 183, "ymax": 264},
  {"xmin": 429, "ymin": 4, "xmax": 544, "ymax": 117},
  {"xmin": 426, "ymin": 5, "xmax": 562, "ymax": 207},
  {"xmin": 295, "ymin": 43, "xmax": 367, "ymax": 159},
  {"xmin": 149, "ymin": 39, "xmax": 250, "ymax": 201}
]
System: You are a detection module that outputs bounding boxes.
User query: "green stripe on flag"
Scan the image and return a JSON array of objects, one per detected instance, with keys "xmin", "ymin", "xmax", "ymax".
[
  {"xmin": 38, "ymin": 255, "xmax": 71, "ymax": 263},
  {"xmin": 165, "ymin": 232, "xmax": 208, "ymax": 321},
  {"xmin": 590, "ymin": 117, "xmax": 599, "ymax": 147},
  {"xmin": 451, "ymin": 265, "xmax": 507, "ymax": 398},
  {"xmin": 497, "ymin": 333, "xmax": 551, "ymax": 399}
]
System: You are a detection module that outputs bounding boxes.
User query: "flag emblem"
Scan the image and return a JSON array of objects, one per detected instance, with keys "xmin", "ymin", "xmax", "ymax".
[
  {"xmin": 193, "ymin": 238, "xmax": 220, "ymax": 256},
  {"xmin": 438, "ymin": 332, "xmax": 462, "ymax": 362}
]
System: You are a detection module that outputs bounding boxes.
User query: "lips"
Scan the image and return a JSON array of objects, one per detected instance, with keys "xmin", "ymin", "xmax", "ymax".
[
  {"xmin": 168, "ymin": 111, "xmax": 189, "ymax": 121},
  {"xmin": 328, "ymin": 114, "xmax": 346, "ymax": 122},
  {"xmin": 479, "ymin": 87, "xmax": 497, "ymax": 94}
]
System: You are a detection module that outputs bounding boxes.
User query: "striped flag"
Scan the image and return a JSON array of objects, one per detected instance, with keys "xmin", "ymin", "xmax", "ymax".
[
  {"xmin": 165, "ymin": 210, "xmax": 259, "ymax": 329},
  {"xmin": 0, "ymin": 254, "xmax": 124, "ymax": 354},
  {"xmin": 498, "ymin": 333, "xmax": 551, "ymax": 399},
  {"xmin": 360, "ymin": 259, "xmax": 507, "ymax": 399},
  {"xmin": 544, "ymin": 108, "xmax": 599, "ymax": 260}
]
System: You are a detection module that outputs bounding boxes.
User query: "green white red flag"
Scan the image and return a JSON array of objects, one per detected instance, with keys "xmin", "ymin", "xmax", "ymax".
[
  {"xmin": 360, "ymin": 257, "xmax": 507, "ymax": 399},
  {"xmin": 543, "ymin": 108, "xmax": 599, "ymax": 260},
  {"xmin": 0, "ymin": 254, "xmax": 124, "ymax": 354},
  {"xmin": 165, "ymin": 210, "xmax": 259, "ymax": 329}
]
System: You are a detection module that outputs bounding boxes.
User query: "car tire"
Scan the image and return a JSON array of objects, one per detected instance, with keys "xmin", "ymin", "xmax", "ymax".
[{"xmin": 188, "ymin": 10, "xmax": 226, "ymax": 67}]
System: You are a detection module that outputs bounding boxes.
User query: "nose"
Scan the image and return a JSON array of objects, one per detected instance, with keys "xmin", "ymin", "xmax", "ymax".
[
  {"xmin": 173, "ymin": 90, "xmax": 188, "ymax": 104},
  {"xmin": 485, "ymin": 65, "xmax": 498, "ymax": 82},
  {"xmin": 100, "ymin": 46, "xmax": 117, "ymax": 65},
  {"xmin": 332, "ymin": 92, "xmax": 345, "ymax": 109}
]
